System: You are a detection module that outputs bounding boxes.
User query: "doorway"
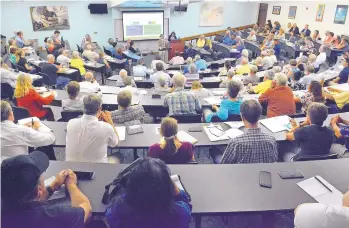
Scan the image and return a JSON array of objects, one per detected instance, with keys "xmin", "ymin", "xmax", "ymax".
[{"xmin": 258, "ymin": 3, "xmax": 268, "ymax": 27}]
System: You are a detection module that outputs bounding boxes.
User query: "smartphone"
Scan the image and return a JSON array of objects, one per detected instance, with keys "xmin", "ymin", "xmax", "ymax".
[
  {"xmin": 279, "ymin": 170, "xmax": 304, "ymax": 179},
  {"xmin": 259, "ymin": 171, "xmax": 272, "ymax": 188},
  {"xmin": 74, "ymin": 171, "xmax": 95, "ymax": 180},
  {"xmin": 188, "ymin": 126, "xmax": 202, "ymax": 132}
]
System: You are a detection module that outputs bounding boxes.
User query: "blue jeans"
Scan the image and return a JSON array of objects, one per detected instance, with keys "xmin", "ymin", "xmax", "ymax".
[{"xmin": 56, "ymin": 76, "xmax": 70, "ymax": 90}]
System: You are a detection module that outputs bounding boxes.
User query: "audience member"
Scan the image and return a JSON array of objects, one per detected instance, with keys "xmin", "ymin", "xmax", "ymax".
[
  {"xmin": 194, "ymin": 55, "xmax": 207, "ymax": 71},
  {"xmin": 324, "ymin": 80, "xmax": 349, "ymax": 109},
  {"xmin": 56, "ymin": 50, "xmax": 71, "ymax": 68},
  {"xmin": 220, "ymin": 100, "xmax": 278, "ymax": 164},
  {"xmin": 273, "ymin": 39, "xmax": 281, "ymax": 59},
  {"xmin": 152, "ymin": 76, "xmax": 172, "ymax": 96},
  {"xmin": 243, "ymin": 65, "xmax": 259, "ymax": 85},
  {"xmin": 120, "ymin": 76, "xmax": 138, "ymax": 94},
  {"xmin": 128, "ymin": 41, "xmax": 138, "ymax": 54},
  {"xmin": 323, "ymin": 31, "xmax": 334, "ymax": 45},
  {"xmin": 222, "ymin": 30, "xmax": 234, "ymax": 46},
  {"xmin": 133, "ymin": 58, "xmax": 150, "ymax": 77},
  {"xmin": 329, "ymin": 58, "xmax": 349, "ymax": 85},
  {"xmin": 234, "ymin": 36, "xmax": 245, "ymax": 52},
  {"xmin": 115, "ymin": 48, "xmax": 124, "ymax": 60},
  {"xmin": 118, "ymin": 69, "xmax": 137, "ymax": 87},
  {"xmin": 246, "ymin": 30, "xmax": 256, "ymax": 42},
  {"xmin": 66, "ymin": 94, "xmax": 119, "ymax": 163},
  {"xmin": 41, "ymin": 54, "xmax": 70, "ymax": 89},
  {"xmin": 169, "ymin": 51, "xmax": 185, "ymax": 65},
  {"xmin": 254, "ymin": 56, "xmax": 264, "ymax": 71},
  {"xmin": 303, "ymin": 37, "xmax": 315, "ymax": 55},
  {"xmin": 268, "ymin": 49, "xmax": 277, "ymax": 64},
  {"xmin": 82, "ymin": 44, "xmax": 99, "ymax": 62},
  {"xmin": 97, "ymin": 51, "xmax": 112, "ymax": 75},
  {"xmin": 62, "ymin": 81, "xmax": 84, "ymax": 111},
  {"xmin": 81, "ymin": 34, "xmax": 92, "ymax": 50},
  {"xmin": 70, "ymin": 51, "xmax": 86, "ymax": 76},
  {"xmin": 15, "ymin": 49, "xmax": 36, "ymax": 74},
  {"xmin": 337, "ymin": 38, "xmax": 349, "ymax": 52},
  {"xmin": 79, "ymin": 72, "xmax": 100, "ymax": 93},
  {"xmin": 14, "ymin": 74, "xmax": 55, "ymax": 120},
  {"xmin": 331, "ymin": 115, "xmax": 349, "ymax": 151},
  {"xmin": 275, "ymin": 29, "xmax": 285, "ymax": 40},
  {"xmin": 196, "ymin": 35, "xmax": 206, "ymax": 48},
  {"xmin": 1, "ymin": 152, "xmax": 92, "ymax": 227},
  {"xmin": 151, "ymin": 62, "xmax": 171, "ymax": 88},
  {"xmin": 235, "ymin": 49, "xmax": 249, "ymax": 66},
  {"xmin": 249, "ymin": 70, "xmax": 274, "ymax": 94},
  {"xmin": 0, "ymin": 57, "xmax": 17, "ymax": 87},
  {"xmin": 149, "ymin": 118, "xmax": 195, "ymax": 164},
  {"xmin": 163, "ymin": 73, "xmax": 201, "ymax": 116},
  {"xmin": 51, "ymin": 30, "xmax": 61, "ymax": 44},
  {"xmin": 259, "ymin": 73, "xmax": 296, "ymax": 117},
  {"xmin": 190, "ymin": 80, "xmax": 212, "ymax": 97},
  {"xmin": 285, "ymin": 103, "xmax": 334, "ymax": 161},
  {"xmin": 106, "ymin": 38, "xmax": 117, "ymax": 57},
  {"xmin": 290, "ymin": 23, "xmax": 300, "ymax": 35},
  {"xmin": 331, "ymin": 35, "xmax": 340, "ymax": 47},
  {"xmin": 183, "ymin": 57, "xmax": 193, "ymax": 74},
  {"xmin": 288, "ymin": 71, "xmax": 306, "ymax": 91},
  {"xmin": 297, "ymin": 33, "xmax": 306, "ymax": 46},
  {"xmin": 184, "ymin": 43, "xmax": 195, "ymax": 60},
  {"xmin": 301, "ymin": 24, "xmax": 311, "ymax": 37},
  {"xmin": 312, "ymin": 30, "xmax": 321, "ymax": 41},
  {"xmin": 219, "ymin": 59, "xmax": 233, "ymax": 76},
  {"xmin": 288, "ymin": 31, "xmax": 298, "ymax": 43},
  {"xmin": 261, "ymin": 51, "xmax": 273, "ymax": 70},
  {"xmin": 299, "ymin": 65, "xmax": 317, "ymax": 86},
  {"xmin": 151, "ymin": 54, "xmax": 167, "ymax": 70},
  {"xmin": 296, "ymin": 81, "xmax": 325, "ymax": 112},
  {"xmin": 236, "ymin": 58, "xmax": 250, "ymax": 75},
  {"xmin": 15, "ymin": 31, "xmax": 28, "ymax": 48}
]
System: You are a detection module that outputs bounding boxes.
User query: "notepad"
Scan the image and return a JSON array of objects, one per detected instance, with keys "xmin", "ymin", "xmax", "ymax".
[
  {"xmin": 176, "ymin": 131, "xmax": 198, "ymax": 144},
  {"xmin": 138, "ymin": 90, "xmax": 147, "ymax": 95},
  {"xmin": 203, "ymin": 124, "xmax": 244, "ymax": 142},
  {"xmin": 18, "ymin": 117, "xmax": 52, "ymax": 132},
  {"xmin": 171, "ymin": 174, "xmax": 191, "ymax": 200},
  {"xmin": 34, "ymin": 87, "xmax": 49, "ymax": 93},
  {"xmin": 260, "ymin": 115, "xmax": 291, "ymax": 133},
  {"xmin": 224, "ymin": 121, "xmax": 244, "ymax": 129},
  {"xmin": 212, "ymin": 90, "xmax": 226, "ymax": 96},
  {"xmin": 204, "ymin": 97, "xmax": 221, "ymax": 105},
  {"xmin": 116, "ymin": 126, "xmax": 126, "ymax": 141},
  {"xmin": 134, "ymin": 77, "xmax": 143, "ymax": 81},
  {"xmin": 297, "ymin": 176, "xmax": 344, "ymax": 205}
]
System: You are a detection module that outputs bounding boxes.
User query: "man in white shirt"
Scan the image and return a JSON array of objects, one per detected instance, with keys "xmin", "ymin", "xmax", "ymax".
[
  {"xmin": 119, "ymin": 77, "xmax": 138, "ymax": 95},
  {"xmin": 82, "ymin": 44, "xmax": 98, "ymax": 62},
  {"xmin": 66, "ymin": 94, "xmax": 119, "ymax": 163},
  {"xmin": 150, "ymin": 62, "xmax": 171, "ymax": 88},
  {"xmin": 0, "ymin": 101, "xmax": 55, "ymax": 158},
  {"xmin": 294, "ymin": 186, "xmax": 349, "ymax": 228},
  {"xmin": 133, "ymin": 58, "xmax": 151, "ymax": 77},
  {"xmin": 0, "ymin": 67, "xmax": 17, "ymax": 88},
  {"xmin": 261, "ymin": 51, "xmax": 273, "ymax": 70},
  {"xmin": 316, "ymin": 46, "xmax": 327, "ymax": 67},
  {"xmin": 56, "ymin": 50, "xmax": 71, "ymax": 68},
  {"xmin": 151, "ymin": 54, "xmax": 167, "ymax": 70},
  {"xmin": 79, "ymin": 72, "xmax": 100, "ymax": 93},
  {"xmin": 169, "ymin": 51, "xmax": 185, "ymax": 65},
  {"xmin": 300, "ymin": 65, "xmax": 319, "ymax": 86}
]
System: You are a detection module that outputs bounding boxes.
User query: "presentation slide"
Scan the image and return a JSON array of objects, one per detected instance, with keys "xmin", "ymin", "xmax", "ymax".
[{"xmin": 123, "ymin": 11, "xmax": 164, "ymax": 41}]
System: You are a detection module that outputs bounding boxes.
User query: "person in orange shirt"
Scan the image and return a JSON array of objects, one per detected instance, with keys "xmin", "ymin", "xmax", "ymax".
[
  {"xmin": 258, "ymin": 73, "xmax": 296, "ymax": 118},
  {"xmin": 323, "ymin": 31, "xmax": 334, "ymax": 45},
  {"xmin": 14, "ymin": 74, "xmax": 55, "ymax": 120}
]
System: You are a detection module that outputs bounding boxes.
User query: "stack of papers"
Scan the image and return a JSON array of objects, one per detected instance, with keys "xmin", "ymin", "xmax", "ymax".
[
  {"xmin": 203, "ymin": 125, "xmax": 244, "ymax": 142},
  {"xmin": 224, "ymin": 121, "xmax": 244, "ymax": 128},
  {"xmin": 116, "ymin": 126, "xmax": 126, "ymax": 141},
  {"xmin": 176, "ymin": 131, "xmax": 198, "ymax": 144},
  {"xmin": 260, "ymin": 116, "xmax": 291, "ymax": 133},
  {"xmin": 18, "ymin": 117, "xmax": 52, "ymax": 132}
]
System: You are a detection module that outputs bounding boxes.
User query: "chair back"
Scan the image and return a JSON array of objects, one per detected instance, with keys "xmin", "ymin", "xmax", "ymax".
[
  {"xmin": 15, "ymin": 64, "xmax": 26, "ymax": 72},
  {"xmin": 211, "ymin": 114, "xmax": 242, "ymax": 122},
  {"xmin": 76, "ymin": 44, "xmax": 83, "ymax": 54},
  {"xmin": 38, "ymin": 72, "xmax": 55, "ymax": 87},
  {"xmin": 186, "ymin": 160, "xmax": 198, "ymax": 164},
  {"xmin": 341, "ymin": 103, "xmax": 349, "ymax": 112},
  {"xmin": 12, "ymin": 106, "xmax": 30, "ymax": 123},
  {"xmin": 170, "ymin": 114, "xmax": 202, "ymax": 123},
  {"xmin": 103, "ymin": 46, "xmax": 112, "ymax": 56},
  {"xmin": 295, "ymin": 153, "xmax": 338, "ymax": 161},
  {"xmin": 61, "ymin": 111, "xmax": 83, "ymax": 122},
  {"xmin": 1, "ymin": 83, "xmax": 14, "ymax": 100}
]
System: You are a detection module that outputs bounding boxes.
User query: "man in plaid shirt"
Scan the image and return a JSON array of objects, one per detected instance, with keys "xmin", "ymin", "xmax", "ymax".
[
  {"xmin": 221, "ymin": 100, "xmax": 278, "ymax": 164},
  {"xmin": 163, "ymin": 73, "xmax": 201, "ymax": 116}
]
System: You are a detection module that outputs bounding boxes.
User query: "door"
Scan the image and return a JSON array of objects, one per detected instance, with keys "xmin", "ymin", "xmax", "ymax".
[{"xmin": 258, "ymin": 3, "xmax": 268, "ymax": 27}]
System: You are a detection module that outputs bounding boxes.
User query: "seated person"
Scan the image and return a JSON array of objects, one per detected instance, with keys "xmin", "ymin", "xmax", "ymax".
[
  {"xmin": 118, "ymin": 69, "xmax": 137, "ymax": 88},
  {"xmin": 323, "ymin": 31, "xmax": 334, "ymax": 45},
  {"xmin": 248, "ymin": 70, "xmax": 275, "ymax": 95},
  {"xmin": 150, "ymin": 63, "xmax": 171, "ymax": 88},
  {"xmin": 308, "ymin": 54, "xmax": 319, "ymax": 70},
  {"xmin": 56, "ymin": 50, "xmax": 71, "ymax": 68},
  {"xmin": 194, "ymin": 55, "xmax": 207, "ymax": 71},
  {"xmin": 79, "ymin": 72, "xmax": 100, "ymax": 93},
  {"xmin": 183, "ymin": 43, "xmax": 195, "ymax": 60},
  {"xmin": 128, "ymin": 41, "xmax": 138, "ymax": 54},
  {"xmin": 105, "ymin": 158, "xmax": 192, "ymax": 227},
  {"xmin": 285, "ymin": 103, "xmax": 334, "ymax": 161},
  {"xmin": 44, "ymin": 38, "xmax": 56, "ymax": 54},
  {"xmin": 261, "ymin": 51, "xmax": 274, "ymax": 70},
  {"xmin": 222, "ymin": 30, "xmax": 236, "ymax": 46},
  {"xmin": 70, "ymin": 51, "xmax": 86, "ymax": 76},
  {"xmin": 106, "ymin": 38, "xmax": 117, "ymax": 57},
  {"xmin": 243, "ymin": 65, "xmax": 259, "ymax": 85},
  {"xmin": 301, "ymin": 24, "xmax": 311, "ymax": 37},
  {"xmin": 246, "ymin": 30, "xmax": 257, "ymax": 42},
  {"xmin": 254, "ymin": 56, "xmax": 264, "ymax": 71},
  {"xmin": 163, "ymin": 73, "xmax": 201, "ymax": 116},
  {"xmin": 235, "ymin": 49, "xmax": 249, "ymax": 66},
  {"xmin": 169, "ymin": 51, "xmax": 185, "ymax": 65},
  {"xmin": 206, "ymin": 80, "xmax": 243, "ymax": 123},
  {"xmin": 190, "ymin": 81, "xmax": 212, "ymax": 97},
  {"xmin": 41, "ymin": 54, "xmax": 70, "ymax": 89},
  {"xmin": 285, "ymin": 59, "xmax": 300, "ymax": 78},
  {"xmin": 295, "ymin": 81, "xmax": 325, "ymax": 112},
  {"xmin": 184, "ymin": 63, "xmax": 200, "ymax": 86},
  {"xmin": 196, "ymin": 35, "xmax": 206, "ymax": 48},
  {"xmin": 115, "ymin": 48, "xmax": 125, "ymax": 60},
  {"xmin": 82, "ymin": 34, "xmax": 92, "ymax": 50},
  {"xmin": 152, "ymin": 76, "xmax": 172, "ymax": 96},
  {"xmin": 273, "ymin": 39, "xmax": 281, "ymax": 60},
  {"xmin": 14, "ymin": 74, "xmax": 55, "ymax": 121},
  {"xmin": 259, "ymin": 73, "xmax": 296, "ymax": 117},
  {"xmin": 151, "ymin": 54, "xmax": 167, "ymax": 70},
  {"xmin": 296, "ymin": 33, "xmax": 306, "ymax": 46},
  {"xmin": 96, "ymin": 51, "xmax": 112, "ymax": 75},
  {"xmin": 324, "ymin": 80, "xmax": 349, "ymax": 110},
  {"xmin": 272, "ymin": 66, "xmax": 282, "ymax": 74},
  {"xmin": 9, "ymin": 47, "xmax": 17, "ymax": 65},
  {"xmin": 204, "ymin": 38, "xmax": 212, "ymax": 50},
  {"xmin": 15, "ymin": 49, "xmax": 36, "ymax": 74},
  {"xmin": 219, "ymin": 69, "xmax": 235, "ymax": 88},
  {"xmin": 1, "ymin": 152, "xmax": 92, "ymax": 227},
  {"xmin": 133, "ymin": 58, "xmax": 150, "ymax": 77},
  {"xmin": 233, "ymin": 36, "xmax": 245, "ymax": 53},
  {"xmin": 312, "ymin": 29, "xmax": 321, "ymax": 41},
  {"xmin": 261, "ymin": 34, "xmax": 274, "ymax": 50},
  {"xmin": 268, "ymin": 49, "xmax": 277, "ymax": 65},
  {"xmin": 288, "ymin": 71, "xmax": 306, "ymax": 91},
  {"xmin": 331, "ymin": 35, "xmax": 340, "ymax": 47},
  {"xmin": 0, "ymin": 101, "xmax": 55, "ymax": 158},
  {"xmin": 183, "ymin": 57, "xmax": 193, "ymax": 74},
  {"xmin": 218, "ymin": 60, "xmax": 233, "ymax": 77},
  {"xmin": 111, "ymin": 90, "xmax": 152, "ymax": 124},
  {"xmin": 66, "ymin": 94, "xmax": 119, "ymax": 163},
  {"xmin": 331, "ymin": 115, "xmax": 349, "ymax": 152},
  {"xmin": 329, "ymin": 57, "xmax": 349, "ymax": 85},
  {"xmin": 119, "ymin": 77, "xmax": 138, "ymax": 95},
  {"xmin": 0, "ymin": 57, "xmax": 17, "ymax": 87},
  {"xmin": 82, "ymin": 44, "xmax": 99, "ymax": 61},
  {"xmin": 236, "ymin": 58, "xmax": 250, "ymax": 75},
  {"xmin": 337, "ymin": 38, "xmax": 349, "ymax": 52},
  {"xmin": 275, "ymin": 28, "xmax": 285, "ymax": 40},
  {"xmin": 303, "ymin": 37, "xmax": 315, "ymax": 55},
  {"xmin": 149, "ymin": 117, "xmax": 195, "ymax": 164},
  {"xmin": 288, "ymin": 31, "xmax": 297, "ymax": 43},
  {"xmin": 219, "ymin": 100, "xmax": 278, "ymax": 164},
  {"xmin": 62, "ymin": 81, "xmax": 84, "ymax": 111}
]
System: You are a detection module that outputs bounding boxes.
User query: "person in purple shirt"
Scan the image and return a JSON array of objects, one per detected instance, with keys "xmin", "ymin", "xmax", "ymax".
[
  {"xmin": 331, "ymin": 115, "xmax": 349, "ymax": 152},
  {"xmin": 105, "ymin": 158, "xmax": 192, "ymax": 228},
  {"xmin": 148, "ymin": 117, "xmax": 195, "ymax": 164}
]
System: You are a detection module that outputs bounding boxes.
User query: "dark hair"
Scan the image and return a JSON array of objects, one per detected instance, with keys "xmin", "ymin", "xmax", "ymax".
[
  {"xmin": 293, "ymin": 71, "xmax": 302, "ymax": 81},
  {"xmin": 117, "ymin": 90, "xmax": 132, "ymax": 108},
  {"xmin": 240, "ymin": 100, "xmax": 262, "ymax": 124},
  {"xmin": 298, "ymin": 64, "xmax": 305, "ymax": 72},
  {"xmin": 314, "ymin": 30, "xmax": 319, "ymax": 35},
  {"xmin": 130, "ymin": 41, "xmax": 134, "ymax": 46},
  {"xmin": 307, "ymin": 102, "xmax": 328, "ymax": 126},
  {"xmin": 160, "ymin": 117, "xmax": 178, "ymax": 160},
  {"xmin": 67, "ymin": 81, "xmax": 80, "ymax": 99},
  {"xmin": 125, "ymin": 158, "xmax": 175, "ymax": 214},
  {"xmin": 156, "ymin": 62, "xmax": 164, "ymax": 71},
  {"xmin": 329, "ymin": 32, "xmax": 334, "ymax": 37},
  {"xmin": 309, "ymin": 81, "xmax": 325, "ymax": 103},
  {"xmin": 54, "ymin": 30, "xmax": 60, "ymax": 35},
  {"xmin": 44, "ymin": 37, "xmax": 49, "ymax": 43},
  {"xmin": 227, "ymin": 81, "xmax": 241, "ymax": 98},
  {"xmin": 10, "ymin": 47, "xmax": 17, "ymax": 54},
  {"xmin": 175, "ymin": 51, "xmax": 179, "ymax": 56},
  {"xmin": 344, "ymin": 58, "xmax": 349, "ymax": 65},
  {"xmin": 16, "ymin": 31, "xmax": 23, "ymax": 36},
  {"xmin": 224, "ymin": 60, "xmax": 231, "ymax": 69}
]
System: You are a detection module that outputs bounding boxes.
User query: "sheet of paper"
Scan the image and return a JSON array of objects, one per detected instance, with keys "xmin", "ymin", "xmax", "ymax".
[
  {"xmin": 177, "ymin": 131, "xmax": 198, "ymax": 144},
  {"xmin": 138, "ymin": 90, "xmax": 147, "ymax": 95},
  {"xmin": 171, "ymin": 175, "xmax": 184, "ymax": 191},
  {"xmin": 297, "ymin": 176, "xmax": 344, "ymax": 205},
  {"xmin": 134, "ymin": 77, "xmax": 144, "ymax": 81},
  {"xmin": 204, "ymin": 97, "xmax": 221, "ymax": 105},
  {"xmin": 34, "ymin": 87, "xmax": 49, "ymax": 93},
  {"xmin": 155, "ymin": 127, "xmax": 160, "ymax": 135},
  {"xmin": 18, "ymin": 117, "xmax": 52, "ymax": 132},
  {"xmin": 225, "ymin": 128, "xmax": 244, "ymax": 139},
  {"xmin": 260, "ymin": 116, "xmax": 291, "ymax": 133},
  {"xmin": 212, "ymin": 90, "xmax": 226, "ymax": 96},
  {"xmin": 203, "ymin": 125, "xmax": 229, "ymax": 142},
  {"xmin": 224, "ymin": 121, "xmax": 244, "ymax": 129},
  {"xmin": 116, "ymin": 126, "xmax": 126, "ymax": 141}
]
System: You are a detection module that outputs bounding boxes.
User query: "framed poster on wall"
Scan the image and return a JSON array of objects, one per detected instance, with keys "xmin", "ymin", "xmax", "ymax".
[
  {"xmin": 288, "ymin": 6, "xmax": 297, "ymax": 19},
  {"xmin": 334, "ymin": 5, "xmax": 348, "ymax": 24},
  {"xmin": 315, "ymin": 4, "xmax": 326, "ymax": 22},
  {"xmin": 272, "ymin": 6, "xmax": 281, "ymax": 15},
  {"xmin": 30, "ymin": 6, "xmax": 70, "ymax": 31}
]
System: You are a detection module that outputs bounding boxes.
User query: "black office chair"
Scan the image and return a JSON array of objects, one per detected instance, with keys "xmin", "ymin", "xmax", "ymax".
[
  {"xmin": 211, "ymin": 114, "xmax": 242, "ymax": 122},
  {"xmin": 38, "ymin": 72, "xmax": 55, "ymax": 89},
  {"xmin": 341, "ymin": 103, "xmax": 349, "ymax": 112},
  {"xmin": 1, "ymin": 83, "xmax": 14, "ymax": 100},
  {"xmin": 76, "ymin": 44, "xmax": 83, "ymax": 54},
  {"xmin": 186, "ymin": 160, "xmax": 198, "ymax": 164},
  {"xmin": 61, "ymin": 111, "xmax": 83, "ymax": 122},
  {"xmin": 288, "ymin": 112, "xmax": 306, "ymax": 118},
  {"xmin": 295, "ymin": 153, "xmax": 338, "ymax": 162},
  {"xmin": 103, "ymin": 46, "xmax": 112, "ymax": 57},
  {"xmin": 12, "ymin": 106, "xmax": 30, "ymax": 123},
  {"xmin": 170, "ymin": 114, "xmax": 202, "ymax": 123},
  {"xmin": 14, "ymin": 64, "xmax": 26, "ymax": 72},
  {"xmin": 209, "ymin": 63, "xmax": 219, "ymax": 70}
]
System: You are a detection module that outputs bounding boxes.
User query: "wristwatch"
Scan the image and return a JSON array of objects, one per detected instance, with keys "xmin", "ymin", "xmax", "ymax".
[{"xmin": 46, "ymin": 186, "xmax": 54, "ymax": 197}]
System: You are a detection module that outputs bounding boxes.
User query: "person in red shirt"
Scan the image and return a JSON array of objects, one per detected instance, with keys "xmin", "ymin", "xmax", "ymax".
[
  {"xmin": 14, "ymin": 74, "xmax": 55, "ymax": 120},
  {"xmin": 259, "ymin": 73, "xmax": 296, "ymax": 117}
]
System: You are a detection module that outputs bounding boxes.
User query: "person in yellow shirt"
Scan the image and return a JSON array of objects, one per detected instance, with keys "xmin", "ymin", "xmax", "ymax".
[
  {"xmin": 235, "ymin": 58, "xmax": 250, "ymax": 75},
  {"xmin": 196, "ymin": 35, "xmax": 206, "ymax": 48},
  {"xmin": 70, "ymin": 51, "xmax": 86, "ymax": 76},
  {"xmin": 324, "ymin": 82, "xmax": 349, "ymax": 109},
  {"xmin": 248, "ymin": 70, "xmax": 275, "ymax": 94},
  {"xmin": 205, "ymin": 38, "xmax": 212, "ymax": 49}
]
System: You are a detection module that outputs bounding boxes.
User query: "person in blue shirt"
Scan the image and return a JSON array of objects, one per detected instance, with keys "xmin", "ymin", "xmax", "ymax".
[
  {"xmin": 330, "ymin": 57, "xmax": 349, "ymax": 85},
  {"xmin": 183, "ymin": 57, "xmax": 193, "ymax": 74},
  {"xmin": 301, "ymin": 24, "xmax": 311, "ymax": 37},
  {"xmin": 273, "ymin": 39, "xmax": 281, "ymax": 60},
  {"xmin": 222, "ymin": 30, "xmax": 233, "ymax": 45},
  {"xmin": 15, "ymin": 31, "xmax": 25, "ymax": 48},
  {"xmin": 183, "ymin": 42, "xmax": 195, "ymax": 60},
  {"xmin": 194, "ymin": 55, "xmax": 207, "ymax": 70},
  {"xmin": 206, "ymin": 80, "xmax": 243, "ymax": 122},
  {"xmin": 106, "ymin": 38, "xmax": 117, "ymax": 57},
  {"xmin": 105, "ymin": 158, "xmax": 192, "ymax": 228}
]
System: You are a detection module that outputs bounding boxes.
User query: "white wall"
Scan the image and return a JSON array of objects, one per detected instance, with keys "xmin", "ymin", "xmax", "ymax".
[{"xmin": 266, "ymin": 2, "xmax": 349, "ymax": 36}]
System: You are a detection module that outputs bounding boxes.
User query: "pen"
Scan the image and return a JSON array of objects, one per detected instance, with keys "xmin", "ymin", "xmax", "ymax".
[
  {"xmin": 31, "ymin": 118, "xmax": 34, "ymax": 129},
  {"xmin": 314, "ymin": 176, "xmax": 332, "ymax": 192}
]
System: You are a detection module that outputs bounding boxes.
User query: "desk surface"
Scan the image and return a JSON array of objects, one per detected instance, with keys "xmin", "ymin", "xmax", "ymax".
[{"xmin": 44, "ymin": 159, "xmax": 349, "ymax": 214}]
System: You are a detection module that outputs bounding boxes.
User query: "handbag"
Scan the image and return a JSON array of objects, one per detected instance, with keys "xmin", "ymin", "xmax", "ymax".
[{"xmin": 101, "ymin": 158, "xmax": 142, "ymax": 205}]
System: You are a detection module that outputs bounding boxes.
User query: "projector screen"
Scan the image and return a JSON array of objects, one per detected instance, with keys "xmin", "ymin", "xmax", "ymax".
[{"xmin": 122, "ymin": 11, "xmax": 164, "ymax": 41}]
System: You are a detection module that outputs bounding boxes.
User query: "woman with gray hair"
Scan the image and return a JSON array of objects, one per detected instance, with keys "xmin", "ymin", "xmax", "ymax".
[
  {"xmin": 190, "ymin": 80, "xmax": 213, "ymax": 97},
  {"xmin": 219, "ymin": 69, "xmax": 235, "ymax": 88},
  {"xmin": 152, "ymin": 75, "xmax": 172, "ymax": 96},
  {"xmin": 70, "ymin": 51, "xmax": 86, "ymax": 75},
  {"xmin": 185, "ymin": 63, "xmax": 200, "ymax": 86},
  {"xmin": 236, "ymin": 49, "xmax": 249, "ymax": 65},
  {"xmin": 183, "ymin": 57, "xmax": 193, "ymax": 74}
]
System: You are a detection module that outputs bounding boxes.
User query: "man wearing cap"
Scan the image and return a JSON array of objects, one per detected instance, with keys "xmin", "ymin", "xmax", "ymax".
[{"xmin": 1, "ymin": 151, "xmax": 92, "ymax": 227}]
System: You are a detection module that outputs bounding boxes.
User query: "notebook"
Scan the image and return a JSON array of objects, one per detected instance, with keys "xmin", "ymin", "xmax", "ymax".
[
  {"xmin": 134, "ymin": 77, "xmax": 143, "ymax": 81},
  {"xmin": 260, "ymin": 116, "xmax": 292, "ymax": 133},
  {"xmin": 297, "ymin": 176, "xmax": 344, "ymax": 205},
  {"xmin": 203, "ymin": 125, "xmax": 244, "ymax": 142},
  {"xmin": 18, "ymin": 117, "xmax": 52, "ymax": 132},
  {"xmin": 176, "ymin": 131, "xmax": 198, "ymax": 144},
  {"xmin": 34, "ymin": 87, "xmax": 49, "ymax": 93},
  {"xmin": 116, "ymin": 126, "xmax": 126, "ymax": 141}
]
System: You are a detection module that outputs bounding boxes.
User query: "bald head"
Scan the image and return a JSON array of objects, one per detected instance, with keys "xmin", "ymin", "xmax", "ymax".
[
  {"xmin": 84, "ymin": 72, "xmax": 94, "ymax": 82},
  {"xmin": 86, "ymin": 44, "xmax": 92, "ymax": 50},
  {"xmin": 1, "ymin": 100, "xmax": 14, "ymax": 122},
  {"xmin": 47, "ymin": 54, "xmax": 55, "ymax": 63},
  {"xmin": 172, "ymin": 73, "xmax": 186, "ymax": 88},
  {"xmin": 119, "ymin": 69, "xmax": 128, "ymax": 78}
]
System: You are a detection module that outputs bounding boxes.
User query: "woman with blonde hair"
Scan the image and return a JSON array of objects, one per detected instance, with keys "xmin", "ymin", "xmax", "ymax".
[
  {"xmin": 148, "ymin": 117, "xmax": 195, "ymax": 164},
  {"xmin": 190, "ymin": 80, "xmax": 212, "ymax": 97},
  {"xmin": 276, "ymin": 28, "xmax": 285, "ymax": 40},
  {"xmin": 15, "ymin": 49, "xmax": 36, "ymax": 74},
  {"xmin": 70, "ymin": 51, "xmax": 86, "ymax": 76},
  {"xmin": 15, "ymin": 74, "xmax": 55, "ymax": 120}
]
